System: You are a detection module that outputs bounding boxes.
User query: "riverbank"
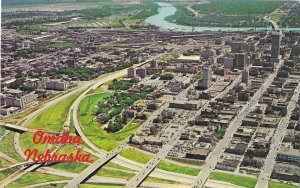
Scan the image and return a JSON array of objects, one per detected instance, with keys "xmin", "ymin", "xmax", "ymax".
[{"xmin": 145, "ymin": 2, "xmax": 300, "ymax": 32}]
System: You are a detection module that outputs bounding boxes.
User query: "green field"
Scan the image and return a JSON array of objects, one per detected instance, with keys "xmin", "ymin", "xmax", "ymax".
[
  {"xmin": 0, "ymin": 127, "xmax": 7, "ymax": 137},
  {"xmin": 20, "ymin": 92, "xmax": 83, "ymax": 155},
  {"xmin": 79, "ymin": 93, "xmax": 141, "ymax": 151},
  {"xmin": 278, "ymin": 5, "xmax": 300, "ymax": 27},
  {"xmin": 192, "ymin": 1, "xmax": 285, "ymax": 15},
  {"xmin": 145, "ymin": 177, "xmax": 180, "ymax": 184},
  {"xmin": 0, "ymin": 158, "xmax": 12, "ymax": 168},
  {"xmin": 210, "ymin": 172, "xmax": 257, "ymax": 188},
  {"xmin": 57, "ymin": 145, "xmax": 98, "ymax": 160},
  {"xmin": 119, "ymin": 148, "xmax": 152, "ymax": 164},
  {"xmin": 52, "ymin": 144, "xmax": 99, "ymax": 172},
  {"xmin": 53, "ymin": 161, "xmax": 87, "ymax": 173},
  {"xmin": 158, "ymin": 160, "xmax": 200, "ymax": 176},
  {"xmin": 166, "ymin": 0, "xmax": 285, "ymax": 27},
  {"xmin": 20, "ymin": 132, "xmax": 49, "ymax": 155},
  {"xmin": 6, "ymin": 172, "xmax": 69, "ymax": 188},
  {"xmin": 97, "ymin": 168, "xmax": 135, "ymax": 179},
  {"xmin": 0, "ymin": 133, "xmax": 23, "ymax": 161},
  {"xmin": 106, "ymin": 162, "xmax": 133, "ymax": 172},
  {"xmin": 269, "ymin": 182, "xmax": 298, "ymax": 188},
  {"xmin": 28, "ymin": 92, "xmax": 82, "ymax": 132}
]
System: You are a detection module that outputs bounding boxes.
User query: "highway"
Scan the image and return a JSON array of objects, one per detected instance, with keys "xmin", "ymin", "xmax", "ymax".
[
  {"xmin": 3, "ymin": 57, "xmax": 156, "ymax": 187},
  {"xmin": 66, "ymin": 72, "xmax": 192, "ymax": 187},
  {"xmin": 191, "ymin": 60, "xmax": 283, "ymax": 188},
  {"xmin": 0, "ymin": 123, "xmax": 59, "ymax": 134},
  {"xmin": 255, "ymin": 81, "xmax": 300, "ymax": 188}
]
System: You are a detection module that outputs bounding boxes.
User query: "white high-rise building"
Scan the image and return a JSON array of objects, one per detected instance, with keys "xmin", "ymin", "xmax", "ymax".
[{"xmin": 198, "ymin": 67, "xmax": 212, "ymax": 89}]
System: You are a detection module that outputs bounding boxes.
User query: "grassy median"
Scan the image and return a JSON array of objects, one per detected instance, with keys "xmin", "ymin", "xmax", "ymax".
[
  {"xmin": 6, "ymin": 172, "xmax": 69, "ymax": 188},
  {"xmin": 269, "ymin": 182, "xmax": 298, "ymax": 188},
  {"xmin": 28, "ymin": 92, "xmax": 82, "ymax": 132},
  {"xmin": 119, "ymin": 148, "xmax": 152, "ymax": 164},
  {"xmin": 158, "ymin": 160, "xmax": 200, "ymax": 176},
  {"xmin": 210, "ymin": 172, "xmax": 257, "ymax": 188},
  {"xmin": 0, "ymin": 132, "xmax": 23, "ymax": 161}
]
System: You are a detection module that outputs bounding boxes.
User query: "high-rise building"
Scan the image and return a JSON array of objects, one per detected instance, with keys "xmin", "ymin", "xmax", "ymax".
[
  {"xmin": 242, "ymin": 68, "xmax": 249, "ymax": 85},
  {"xmin": 136, "ymin": 67, "xmax": 147, "ymax": 78},
  {"xmin": 234, "ymin": 53, "xmax": 247, "ymax": 70},
  {"xmin": 224, "ymin": 57, "xmax": 235, "ymax": 70},
  {"xmin": 150, "ymin": 61, "xmax": 158, "ymax": 68},
  {"xmin": 127, "ymin": 67, "xmax": 136, "ymax": 78},
  {"xmin": 198, "ymin": 67, "xmax": 212, "ymax": 89},
  {"xmin": 231, "ymin": 41, "xmax": 244, "ymax": 53},
  {"xmin": 271, "ymin": 32, "xmax": 281, "ymax": 58}
]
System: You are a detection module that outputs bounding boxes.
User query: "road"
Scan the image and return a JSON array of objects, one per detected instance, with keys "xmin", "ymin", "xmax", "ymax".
[
  {"xmin": 191, "ymin": 60, "xmax": 283, "ymax": 188},
  {"xmin": 0, "ymin": 163, "xmax": 43, "ymax": 187},
  {"xmin": 27, "ymin": 178, "xmax": 245, "ymax": 188},
  {"xmin": 125, "ymin": 70, "xmax": 244, "ymax": 188},
  {"xmin": 255, "ymin": 81, "xmax": 300, "ymax": 188},
  {"xmin": 0, "ymin": 141, "xmax": 242, "ymax": 188},
  {"xmin": 124, "ymin": 124, "xmax": 187, "ymax": 188},
  {"xmin": 66, "ymin": 68, "xmax": 191, "ymax": 187},
  {"xmin": 5, "ymin": 58, "xmax": 156, "ymax": 187}
]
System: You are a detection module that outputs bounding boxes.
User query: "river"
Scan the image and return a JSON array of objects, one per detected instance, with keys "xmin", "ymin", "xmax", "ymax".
[{"xmin": 145, "ymin": 2, "xmax": 300, "ymax": 32}]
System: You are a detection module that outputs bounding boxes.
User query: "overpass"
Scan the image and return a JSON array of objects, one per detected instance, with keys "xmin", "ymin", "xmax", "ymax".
[
  {"xmin": 0, "ymin": 161, "xmax": 37, "ymax": 172},
  {"xmin": 0, "ymin": 123, "xmax": 59, "ymax": 135},
  {"xmin": 65, "ymin": 144, "xmax": 125, "ymax": 187}
]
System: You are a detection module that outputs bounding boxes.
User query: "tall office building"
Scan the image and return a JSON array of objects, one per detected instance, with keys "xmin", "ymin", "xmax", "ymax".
[
  {"xmin": 271, "ymin": 32, "xmax": 281, "ymax": 58},
  {"xmin": 234, "ymin": 53, "xmax": 247, "ymax": 70},
  {"xmin": 136, "ymin": 67, "xmax": 147, "ymax": 78},
  {"xmin": 242, "ymin": 68, "xmax": 249, "ymax": 85},
  {"xmin": 150, "ymin": 61, "xmax": 158, "ymax": 68},
  {"xmin": 224, "ymin": 57, "xmax": 235, "ymax": 70},
  {"xmin": 198, "ymin": 67, "xmax": 212, "ymax": 89},
  {"xmin": 127, "ymin": 67, "xmax": 136, "ymax": 78}
]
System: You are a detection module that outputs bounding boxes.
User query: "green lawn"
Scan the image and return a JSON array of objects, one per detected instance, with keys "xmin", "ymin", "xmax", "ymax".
[
  {"xmin": 167, "ymin": 0, "xmax": 284, "ymax": 28},
  {"xmin": 6, "ymin": 172, "xmax": 69, "ymax": 188},
  {"xmin": 79, "ymin": 93, "xmax": 141, "ymax": 151},
  {"xmin": 269, "ymin": 182, "xmax": 297, "ymax": 188},
  {"xmin": 21, "ymin": 92, "xmax": 82, "ymax": 155},
  {"xmin": 158, "ymin": 160, "xmax": 200, "ymax": 176},
  {"xmin": 0, "ymin": 132, "xmax": 23, "ymax": 161},
  {"xmin": 0, "ymin": 158, "xmax": 12, "ymax": 168},
  {"xmin": 20, "ymin": 132, "xmax": 49, "ymax": 155},
  {"xmin": 52, "ymin": 145, "xmax": 98, "ymax": 172},
  {"xmin": 28, "ymin": 92, "xmax": 82, "ymax": 132},
  {"xmin": 53, "ymin": 162, "xmax": 88, "ymax": 173},
  {"xmin": 192, "ymin": 1, "xmax": 285, "ymax": 15},
  {"xmin": 93, "ymin": 87, "xmax": 107, "ymax": 94},
  {"xmin": 57, "ymin": 145, "xmax": 97, "ymax": 160},
  {"xmin": 210, "ymin": 172, "xmax": 257, "ymax": 188},
  {"xmin": 106, "ymin": 162, "xmax": 133, "ymax": 172},
  {"xmin": 145, "ymin": 176, "xmax": 180, "ymax": 184},
  {"xmin": 119, "ymin": 148, "xmax": 152, "ymax": 164},
  {"xmin": 0, "ymin": 127, "xmax": 6, "ymax": 137},
  {"xmin": 96, "ymin": 168, "xmax": 135, "ymax": 179}
]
